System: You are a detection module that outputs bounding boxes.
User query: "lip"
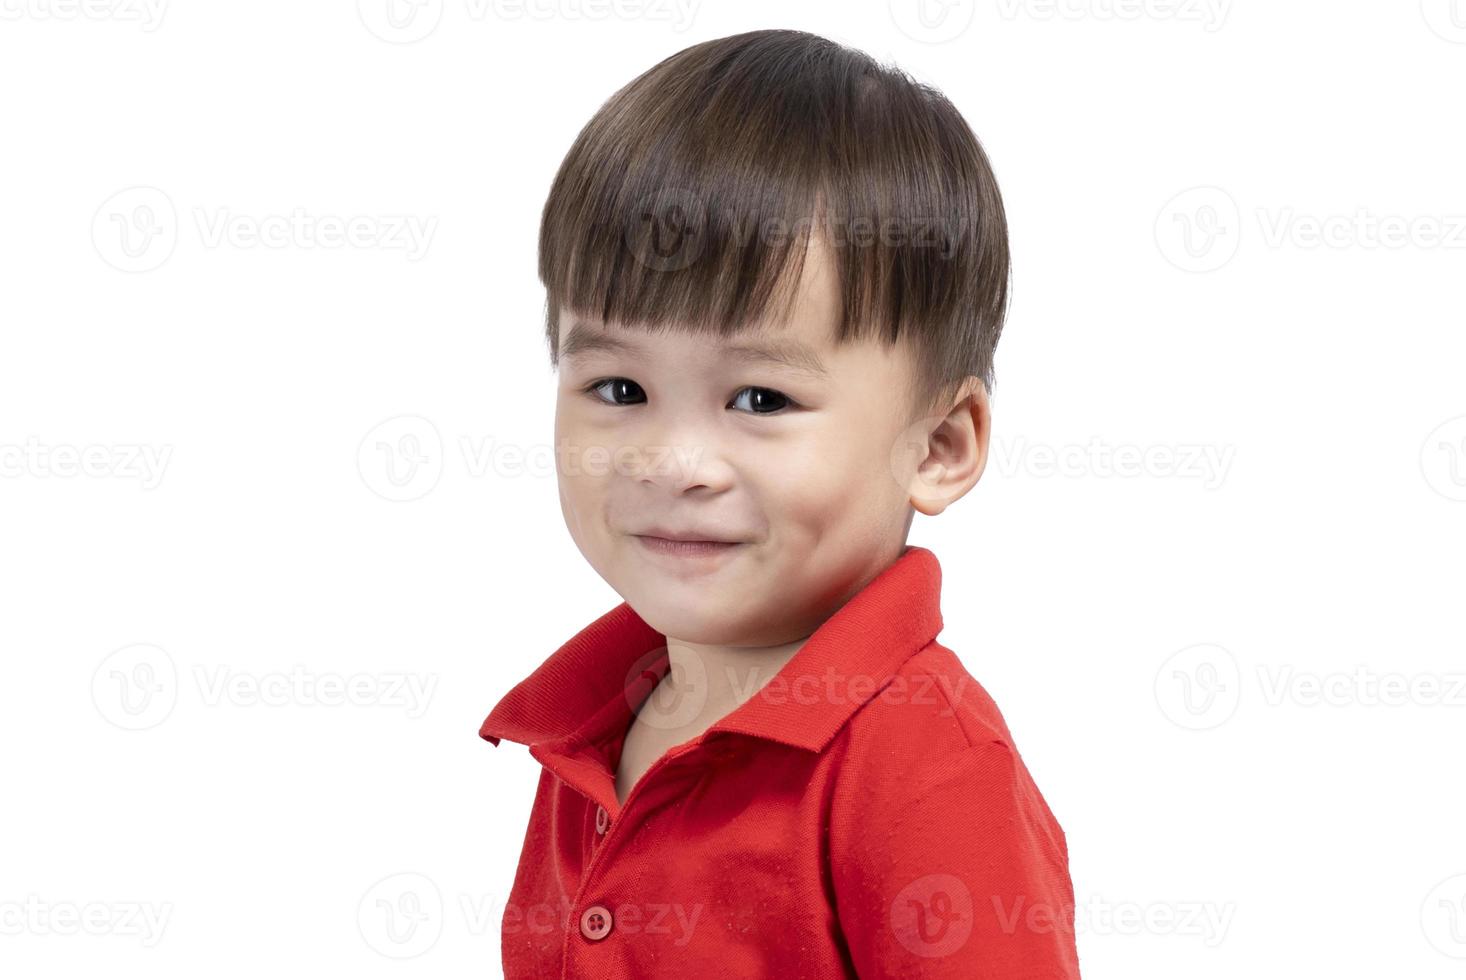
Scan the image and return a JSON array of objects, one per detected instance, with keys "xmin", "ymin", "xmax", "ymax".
[
  {"xmin": 633, "ymin": 526, "xmax": 745, "ymax": 544},
  {"xmin": 632, "ymin": 534, "xmax": 746, "ymax": 560}
]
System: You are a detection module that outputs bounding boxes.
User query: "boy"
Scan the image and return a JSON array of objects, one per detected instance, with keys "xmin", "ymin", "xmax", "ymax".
[{"xmin": 480, "ymin": 28, "xmax": 1081, "ymax": 979}]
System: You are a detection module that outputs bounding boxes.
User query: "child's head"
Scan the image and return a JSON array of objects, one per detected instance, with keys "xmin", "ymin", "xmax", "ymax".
[{"xmin": 540, "ymin": 29, "xmax": 1008, "ymax": 644}]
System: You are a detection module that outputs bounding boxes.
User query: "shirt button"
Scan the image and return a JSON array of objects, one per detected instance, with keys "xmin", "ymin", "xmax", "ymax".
[
  {"xmin": 580, "ymin": 904, "xmax": 613, "ymax": 941},
  {"xmin": 595, "ymin": 805, "xmax": 609, "ymax": 834}
]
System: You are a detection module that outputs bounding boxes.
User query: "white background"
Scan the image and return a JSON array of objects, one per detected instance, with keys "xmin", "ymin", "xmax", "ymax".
[{"xmin": 3, "ymin": 1, "xmax": 1464, "ymax": 977}]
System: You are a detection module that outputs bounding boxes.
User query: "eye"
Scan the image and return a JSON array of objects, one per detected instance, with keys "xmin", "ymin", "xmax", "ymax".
[
  {"xmin": 580, "ymin": 379, "xmax": 796, "ymax": 415},
  {"xmin": 583, "ymin": 378, "xmax": 646, "ymax": 406},
  {"xmin": 730, "ymin": 386, "xmax": 794, "ymax": 415}
]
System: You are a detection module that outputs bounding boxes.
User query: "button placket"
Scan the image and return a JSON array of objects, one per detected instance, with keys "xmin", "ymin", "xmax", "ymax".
[{"xmin": 577, "ymin": 745, "xmax": 717, "ymax": 953}]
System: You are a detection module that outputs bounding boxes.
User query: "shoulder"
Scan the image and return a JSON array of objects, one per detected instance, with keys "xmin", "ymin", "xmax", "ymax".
[
  {"xmin": 823, "ymin": 639, "xmax": 1081, "ymax": 977},
  {"xmin": 832, "ymin": 639, "xmax": 1084, "ymax": 974},
  {"xmin": 828, "ymin": 639, "xmax": 1068, "ymax": 855},
  {"xmin": 840, "ymin": 638, "xmax": 1019, "ymax": 756}
]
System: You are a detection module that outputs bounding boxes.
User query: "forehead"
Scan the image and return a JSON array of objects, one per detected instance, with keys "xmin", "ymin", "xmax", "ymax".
[
  {"xmin": 557, "ymin": 234, "xmax": 845, "ymax": 376},
  {"xmin": 558, "ymin": 315, "xmax": 833, "ymax": 380}
]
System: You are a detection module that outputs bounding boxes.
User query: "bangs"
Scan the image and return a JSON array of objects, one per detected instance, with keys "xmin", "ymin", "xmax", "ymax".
[{"xmin": 538, "ymin": 29, "xmax": 1009, "ymax": 407}]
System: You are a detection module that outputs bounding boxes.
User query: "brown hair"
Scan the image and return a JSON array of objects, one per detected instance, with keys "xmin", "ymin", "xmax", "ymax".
[{"xmin": 537, "ymin": 28, "xmax": 1010, "ymax": 421}]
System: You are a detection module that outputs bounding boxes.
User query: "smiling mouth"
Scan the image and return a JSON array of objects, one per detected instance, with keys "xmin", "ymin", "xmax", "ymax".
[{"xmin": 632, "ymin": 535, "xmax": 745, "ymax": 558}]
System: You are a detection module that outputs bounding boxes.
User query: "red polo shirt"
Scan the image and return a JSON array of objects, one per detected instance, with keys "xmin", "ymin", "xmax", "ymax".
[{"xmin": 479, "ymin": 545, "xmax": 1081, "ymax": 978}]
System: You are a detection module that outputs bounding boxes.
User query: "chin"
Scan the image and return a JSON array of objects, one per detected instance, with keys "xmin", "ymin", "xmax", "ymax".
[{"xmin": 624, "ymin": 590, "xmax": 747, "ymax": 645}]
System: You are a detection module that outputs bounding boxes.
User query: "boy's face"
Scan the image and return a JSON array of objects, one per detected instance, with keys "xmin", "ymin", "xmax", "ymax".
[{"xmin": 553, "ymin": 240, "xmax": 931, "ymax": 647}]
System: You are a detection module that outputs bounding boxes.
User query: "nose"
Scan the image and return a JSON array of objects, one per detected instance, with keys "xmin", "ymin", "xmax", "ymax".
[{"xmin": 632, "ymin": 413, "xmax": 735, "ymax": 495}]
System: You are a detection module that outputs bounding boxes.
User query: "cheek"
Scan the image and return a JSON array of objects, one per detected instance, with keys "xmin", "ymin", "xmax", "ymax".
[
  {"xmin": 554, "ymin": 402, "xmax": 600, "ymax": 547},
  {"xmin": 770, "ymin": 413, "xmax": 908, "ymax": 526},
  {"xmin": 761, "ymin": 426, "xmax": 871, "ymax": 526},
  {"xmin": 555, "ymin": 469, "xmax": 588, "ymax": 553}
]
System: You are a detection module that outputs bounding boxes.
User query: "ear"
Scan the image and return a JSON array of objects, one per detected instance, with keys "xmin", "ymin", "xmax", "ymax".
[{"xmin": 905, "ymin": 377, "xmax": 991, "ymax": 517}]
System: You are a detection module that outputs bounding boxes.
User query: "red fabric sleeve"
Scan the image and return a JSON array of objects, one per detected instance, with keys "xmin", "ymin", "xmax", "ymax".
[{"xmin": 830, "ymin": 738, "xmax": 1082, "ymax": 979}]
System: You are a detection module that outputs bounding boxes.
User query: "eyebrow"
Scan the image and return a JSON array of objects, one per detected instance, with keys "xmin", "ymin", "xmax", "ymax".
[{"xmin": 560, "ymin": 322, "xmax": 830, "ymax": 379}]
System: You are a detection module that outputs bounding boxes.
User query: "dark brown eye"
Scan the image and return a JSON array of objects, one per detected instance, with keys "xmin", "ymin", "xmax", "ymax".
[
  {"xmin": 731, "ymin": 387, "xmax": 791, "ymax": 414},
  {"xmin": 586, "ymin": 378, "xmax": 646, "ymax": 405}
]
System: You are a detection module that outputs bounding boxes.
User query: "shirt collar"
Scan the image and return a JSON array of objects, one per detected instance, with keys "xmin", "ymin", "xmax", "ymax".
[{"xmin": 479, "ymin": 544, "xmax": 944, "ymax": 756}]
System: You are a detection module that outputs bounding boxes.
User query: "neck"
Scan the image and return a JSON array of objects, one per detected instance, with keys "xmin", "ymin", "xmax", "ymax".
[{"xmin": 658, "ymin": 635, "xmax": 809, "ymax": 726}]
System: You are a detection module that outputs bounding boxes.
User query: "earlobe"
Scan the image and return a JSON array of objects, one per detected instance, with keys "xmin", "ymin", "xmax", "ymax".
[{"xmin": 904, "ymin": 377, "xmax": 990, "ymax": 516}]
